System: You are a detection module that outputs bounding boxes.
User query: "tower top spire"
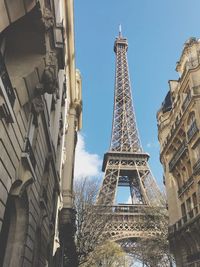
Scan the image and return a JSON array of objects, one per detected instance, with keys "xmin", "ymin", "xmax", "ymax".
[
  {"xmin": 114, "ymin": 26, "xmax": 128, "ymax": 53},
  {"xmin": 119, "ymin": 24, "xmax": 122, "ymax": 38}
]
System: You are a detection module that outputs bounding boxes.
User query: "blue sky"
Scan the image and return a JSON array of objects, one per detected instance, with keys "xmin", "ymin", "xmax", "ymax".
[{"xmin": 74, "ymin": 0, "xmax": 200, "ymax": 191}]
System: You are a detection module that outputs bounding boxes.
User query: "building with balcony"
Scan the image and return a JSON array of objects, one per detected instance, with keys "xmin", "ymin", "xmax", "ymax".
[
  {"xmin": 157, "ymin": 37, "xmax": 200, "ymax": 267},
  {"xmin": 0, "ymin": 1, "xmax": 82, "ymax": 267}
]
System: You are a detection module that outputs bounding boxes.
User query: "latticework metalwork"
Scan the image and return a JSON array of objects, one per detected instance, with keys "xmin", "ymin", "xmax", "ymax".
[
  {"xmin": 97, "ymin": 30, "xmax": 163, "ymax": 205},
  {"xmin": 102, "ymin": 205, "xmax": 161, "ymax": 242},
  {"xmin": 110, "ymin": 34, "xmax": 141, "ymax": 152},
  {"xmin": 96, "ymin": 29, "xmax": 165, "ymax": 242}
]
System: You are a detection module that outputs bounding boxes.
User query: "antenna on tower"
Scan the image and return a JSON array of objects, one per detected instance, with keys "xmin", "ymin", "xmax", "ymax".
[{"xmin": 119, "ymin": 24, "xmax": 122, "ymax": 38}]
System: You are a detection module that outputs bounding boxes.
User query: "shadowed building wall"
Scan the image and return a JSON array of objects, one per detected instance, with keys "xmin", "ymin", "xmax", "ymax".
[{"xmin": 0, "ymin": 1, "xmax": 82, "ymax": 266}]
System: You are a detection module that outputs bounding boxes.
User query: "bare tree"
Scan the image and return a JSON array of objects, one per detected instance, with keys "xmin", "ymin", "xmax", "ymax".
[
  {"xmin": 74, "ymin": 178, "xmax": 174, "ymax": 266},
  {"xmin": 82, "ymin": 241, "xmax": 135, "ymax": 267},
  {"xmin": 129, "ymin": 207, "xmax": 175, "ymax": 267},
  {"xmin": 74, "ymin": 177, "xmax": 111, "ymax": 266}
]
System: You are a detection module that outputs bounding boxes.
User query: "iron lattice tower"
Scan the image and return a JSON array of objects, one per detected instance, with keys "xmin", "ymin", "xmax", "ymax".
[{"xmin": 97, "ymin": 29, "xmax": 164, "ymax": 242}]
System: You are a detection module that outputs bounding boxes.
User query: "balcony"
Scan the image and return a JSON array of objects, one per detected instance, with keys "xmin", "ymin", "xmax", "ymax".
[
  {"xmin": 187, "ymin": 120, "xmax": 198, "ymax": 142},
  {"xmin": 193, "ymin": 158, "xmax": 200, "ymax": 175},
  {"xmin": 161, "ymin": 92, "xmax": 196, "ymax": 155},
  {"xmin": 169, "ymin": 140, "xmax": 187, "ymax": 172},
  {"xmin": 177, "ymin": 176, "xmax": 194, "ymax": 197},
  {"xmin": 160, "ymin": 113, "xmax": 182, "ymax": 156},
  {"xmin": 182, "ymin": 93, "xmax": 192, "ymax": 112},
  {"xmin": 168, "ymin": 205, "xmax": 199, "ymax": 235}
]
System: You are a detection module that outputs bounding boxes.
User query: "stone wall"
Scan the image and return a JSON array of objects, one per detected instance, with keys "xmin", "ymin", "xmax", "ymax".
[
  {"xmin": 157, "ymin": 38, "xmax": 200, "ymax": 267},
  {"xmin": 0, "ymin": 1, "xmax": 69, "ymax": 266}
]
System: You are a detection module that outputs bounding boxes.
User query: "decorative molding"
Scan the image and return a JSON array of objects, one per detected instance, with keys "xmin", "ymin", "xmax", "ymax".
[
  {"xmin": 42, "ymin": 7, "xmax": 54, "ymax": 31},
  {"xmin": 42, "ymin": 65, "xmax": 58, "ymax": 94},
  {"xmin": 10, "ymin": 163, "xmax": 34, "ymax": 197}
]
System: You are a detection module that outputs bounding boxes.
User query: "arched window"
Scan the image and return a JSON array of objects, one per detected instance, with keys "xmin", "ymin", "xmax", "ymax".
[
  {"xmin": 0, "ymin": 195, "xmax": 15, "ymax": 267},
  {"xmin": 0, "ymin": 193, "xmax": 28, "ymax": 267}
]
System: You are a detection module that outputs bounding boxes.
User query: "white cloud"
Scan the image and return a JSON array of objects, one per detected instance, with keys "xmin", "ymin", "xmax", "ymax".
[
  {"xmin": 146, "ymin": 141, "xmax": 159, "ymax": 148},
  {"xmin": 126, "ymin": 196, "xmax": 132, "ymax": 204},
  {"xmin": 74, "ymin": 134, "xmax": 102, "ymax": 180}
]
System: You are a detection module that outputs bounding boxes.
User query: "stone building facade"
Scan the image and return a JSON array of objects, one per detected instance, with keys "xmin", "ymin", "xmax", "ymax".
[
  {"xmin": 0, "ymin": 1, "xmax": 82, "ymax": 266},
  {"xmin": 157, "ymin": 38, "xmax": 200, "ymax": 266}
]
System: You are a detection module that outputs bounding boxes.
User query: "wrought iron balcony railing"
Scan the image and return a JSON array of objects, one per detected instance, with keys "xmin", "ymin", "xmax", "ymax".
[
  {"xmin": 169, "ymin": 140, "xmax": 187, "ymax": 172},
  {"xmin": 98, "ymin": 204, "xmax": 151, "ymax": 216},
  {"xmin": 24, "ymin": 137, "xmax": 36, "ymax": 170},
  {"xmin": 112, "ymin": 204, "xmax": 147, "ymax": 214},
  {"xmin": 0, "ymin": 55, "xmax": 15, "ymax": 107},
  {"xmin": 193, "ymin": 158, "xmax": 200, "ymax": 175},
  {"xmin": 0, "ymin": 52, "xmax": 15, "ymax": 122},
  {"xmin": 168, "ymin": 205, "xmax": 199, "ymax": 235},
  {"xmin": 177, "ymin": 176, "xmax": 194, "ymax": 197},
  {"xmin": 187, "ymin": 120, "xmax": 198, "ymax": 142},
  {"xmin": 161, "ymin": 89, "xmax": 197, "ymax": 155},
  {"xmin": 160, "ymin": 113, "xmax": 182, "ymax": 156}
]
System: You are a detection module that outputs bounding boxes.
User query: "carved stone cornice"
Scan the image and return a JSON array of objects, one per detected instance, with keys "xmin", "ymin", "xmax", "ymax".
[
  {"xmin": 32, "ymin": 4, "xmax": 54, "ymax": 33},
  {"xmin": 32, "ymin": 96, "xmax": 44, "ymax": 114}
]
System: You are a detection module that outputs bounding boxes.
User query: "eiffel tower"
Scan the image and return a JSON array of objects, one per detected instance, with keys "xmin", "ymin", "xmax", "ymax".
[{"xmin": 96, "ymin": 27, "xmax": 164, "ymax": 243}]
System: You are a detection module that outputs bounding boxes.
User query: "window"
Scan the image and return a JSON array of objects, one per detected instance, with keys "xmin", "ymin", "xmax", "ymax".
[
  {"xmin": 182, "ymin": 87, "xmax": 191, "ymax": 111},
  {"xmin": 193, "ymin": 192, "xmax": 198, "ymax": 215},
  {"xmin": 0, "ymin": 52, "xmax": 15, "ymax": 122},
  {"xmin": 186, "ymin": 197, "xmax": 192, "ymax": 212},
  {"xmin": 187, "ymin": 112, "xmax": 195, "ymax": 129},
  {"xmin": 187, "ymin": 112, "xmax": 198, "ymax": 142},
  {"xmin": 0, "ymin": 194, "xmax": 28, "ymax": 267},
  {"xmin": 198, "ymin": 182, "xmax": 200, "ymax": 203},
  {"xmin": 194, "ymin": 142, "xmax": 200, "ymax": 162},
  {"xmin": 22, "ymin": 115, "xmax": 37, "ymax": 172},
  {"xmin": 0, "ymin": 36, "xmax": 6, "ymax": 57},
  {"xmin": 192, "ymin": 192, "xmax": 197, "ymax": 208},
  {"xmin": 181, "ymin": 203, "xmax": 186, "ymax": 217}
]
